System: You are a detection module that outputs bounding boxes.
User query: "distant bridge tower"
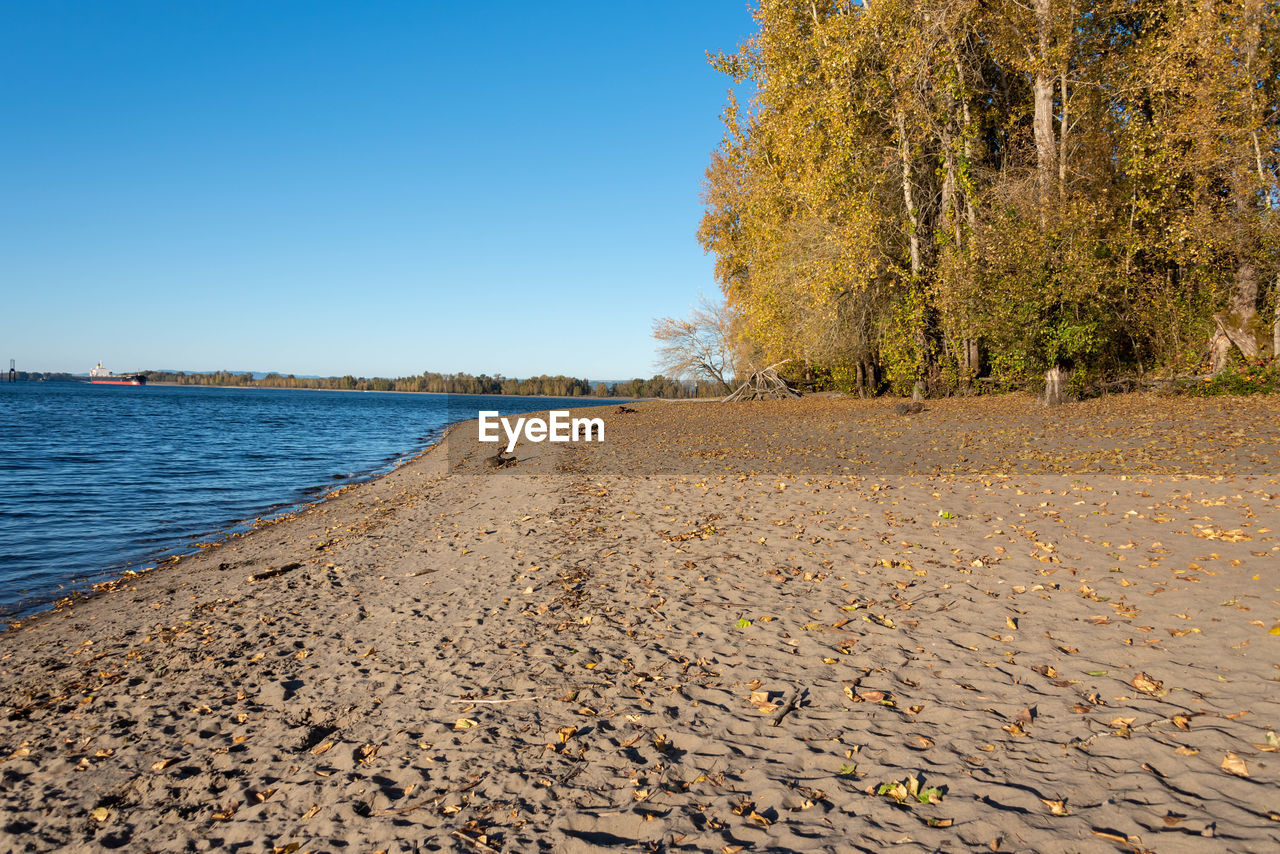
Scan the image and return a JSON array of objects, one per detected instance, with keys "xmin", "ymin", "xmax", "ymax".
[{"xmin": 7, "ymin": 359, "xmax": 14, "ymax": 382}]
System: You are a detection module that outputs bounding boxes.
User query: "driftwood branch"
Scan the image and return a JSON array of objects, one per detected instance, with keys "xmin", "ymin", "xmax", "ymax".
[
  {"xmin": 770, "ymin": 688, "xmax": 804, "ymax": 726},
  {"xmin": 723, "ymin": 361, "xmax": 800, "ymax": 401}
]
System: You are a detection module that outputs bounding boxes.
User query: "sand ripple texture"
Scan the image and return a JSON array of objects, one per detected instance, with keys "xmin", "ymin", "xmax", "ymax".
[{"xmin": 2, "ymin": 395, "xmax": 1279, "ymax": 853}]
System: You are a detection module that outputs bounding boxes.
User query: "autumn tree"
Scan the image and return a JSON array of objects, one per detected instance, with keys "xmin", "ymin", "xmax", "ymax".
[
  {"xmin": 700, "ymin": 0, "xmax": 1280, "ymax": 397},
  {"xmin": 652, "ymin": 294, "xmax": 739, "ymax": 390}
]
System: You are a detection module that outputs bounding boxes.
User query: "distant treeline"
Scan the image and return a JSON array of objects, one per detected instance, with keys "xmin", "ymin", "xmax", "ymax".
[
  {"xmin": 140, "ymin": 370, "xmax": 726, "ymax": 399},
  {"xmin": 7, "ymin": 372, "xmax": 82, "ymax": 383}
]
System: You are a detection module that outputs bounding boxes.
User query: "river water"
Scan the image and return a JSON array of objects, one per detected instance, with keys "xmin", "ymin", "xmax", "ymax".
[{"xmin": 0, "ymin": 382, "xmax": 616, "ymax": 618}]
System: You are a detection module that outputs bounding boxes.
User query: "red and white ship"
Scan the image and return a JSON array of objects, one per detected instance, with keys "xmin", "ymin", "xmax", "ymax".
[{"xmin": 89, "ymin": 362, "xmax": 147, "ymax": 386}]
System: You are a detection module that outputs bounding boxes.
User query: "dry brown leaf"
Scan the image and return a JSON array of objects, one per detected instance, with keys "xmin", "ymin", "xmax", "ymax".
[
  {"xmin": 1221, "ymin": 752, "xmax": 1249, "ymax": 777},
  {"xmin": 1130, "ymin": 672, "xmax": 1165, "ymax": 696}
]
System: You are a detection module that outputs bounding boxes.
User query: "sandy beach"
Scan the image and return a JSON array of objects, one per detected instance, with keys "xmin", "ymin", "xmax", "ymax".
[{"xmin": 2, "ymin": 395, "xmax": 1279, "ymax": 853}]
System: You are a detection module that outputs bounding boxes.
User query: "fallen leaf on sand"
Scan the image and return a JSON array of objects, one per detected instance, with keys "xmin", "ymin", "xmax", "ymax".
[
  {"xmin": 1130, "ymin": 672, "xmax": 1165, "ymax": 696},
  {"xmin": 1221, "ymin": 752, "xmax": 1249, "ymax": 777},
  {"xmin": 454, "ymin": 718, "xmax": 478, "ymax": 731}
]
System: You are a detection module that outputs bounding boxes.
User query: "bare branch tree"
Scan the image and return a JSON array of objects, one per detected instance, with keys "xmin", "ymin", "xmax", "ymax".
[{"xmin": 652, "ymin": 294, "xmax": 737, "ymax": 390}]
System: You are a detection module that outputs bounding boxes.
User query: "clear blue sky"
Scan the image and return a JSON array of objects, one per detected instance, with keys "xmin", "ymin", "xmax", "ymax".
[{"xmin": 1, "ymin": 1, "xmax": 754, "ymax": 380}]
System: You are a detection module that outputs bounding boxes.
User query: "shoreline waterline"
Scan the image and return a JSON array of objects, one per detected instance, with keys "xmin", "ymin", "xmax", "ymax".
[{"xmin": 0, "ymin": 384, "xmax": 627, "ymax": 622}]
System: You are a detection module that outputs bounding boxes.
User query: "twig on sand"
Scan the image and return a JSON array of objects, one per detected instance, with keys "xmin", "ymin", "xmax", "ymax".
[
  {"xmin": 452, "ymin": 831, "xmax": 501, "ymax": 854},
  {"xmin": 450, "ymin": 696, "xmax": 539, "ymax": 704},
  {"xmin": 246, "ymin": 563, "xmax": 301, "ymax": 583},
  {"xmin": 771, "ymin": 688, "xmax": 803, "ymax": 727},
  {"xmin": 370, "ymin": 796, "xmax": 440, "ymax": 817}
]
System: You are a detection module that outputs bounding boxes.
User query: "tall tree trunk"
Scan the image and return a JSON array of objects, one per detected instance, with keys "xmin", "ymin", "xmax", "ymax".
[
  {"xmin": 1058, "ymin": 68, "xmax": 1068, "ymax": 197},
  {"xmin": 947, "ymin": 44, "xmax": 978, "ymax": 383},
  {"xmin": 1058, "ymin": 1, "xmax": 1074, "ymax": 199},
  {"xmin": 941, "ymin": 131, "xmax": 962, "ymax": 245},
  {"xmin": 1034, "ymin": 0, "xmax": 1065, "ymax": 402},
  {"xmin": 896, "ymin": 109, "xmax": 927, "ymax": 375},
  {"xmin": 896, "ymin": 110, "xmax": 921, "ymax": 278},
  {"xmin": 1033, "ymin": 0, "xmax": 1055, "ymax": 221},
  {"xmin": 948, "ymin": 49, "xmax": 978, "ymax": 232}
]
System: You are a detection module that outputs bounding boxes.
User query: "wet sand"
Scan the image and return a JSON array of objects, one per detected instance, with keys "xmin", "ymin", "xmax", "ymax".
[{"xmin": 2, "ymin": 395, "xmax": 1279, "ymax": 853}]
